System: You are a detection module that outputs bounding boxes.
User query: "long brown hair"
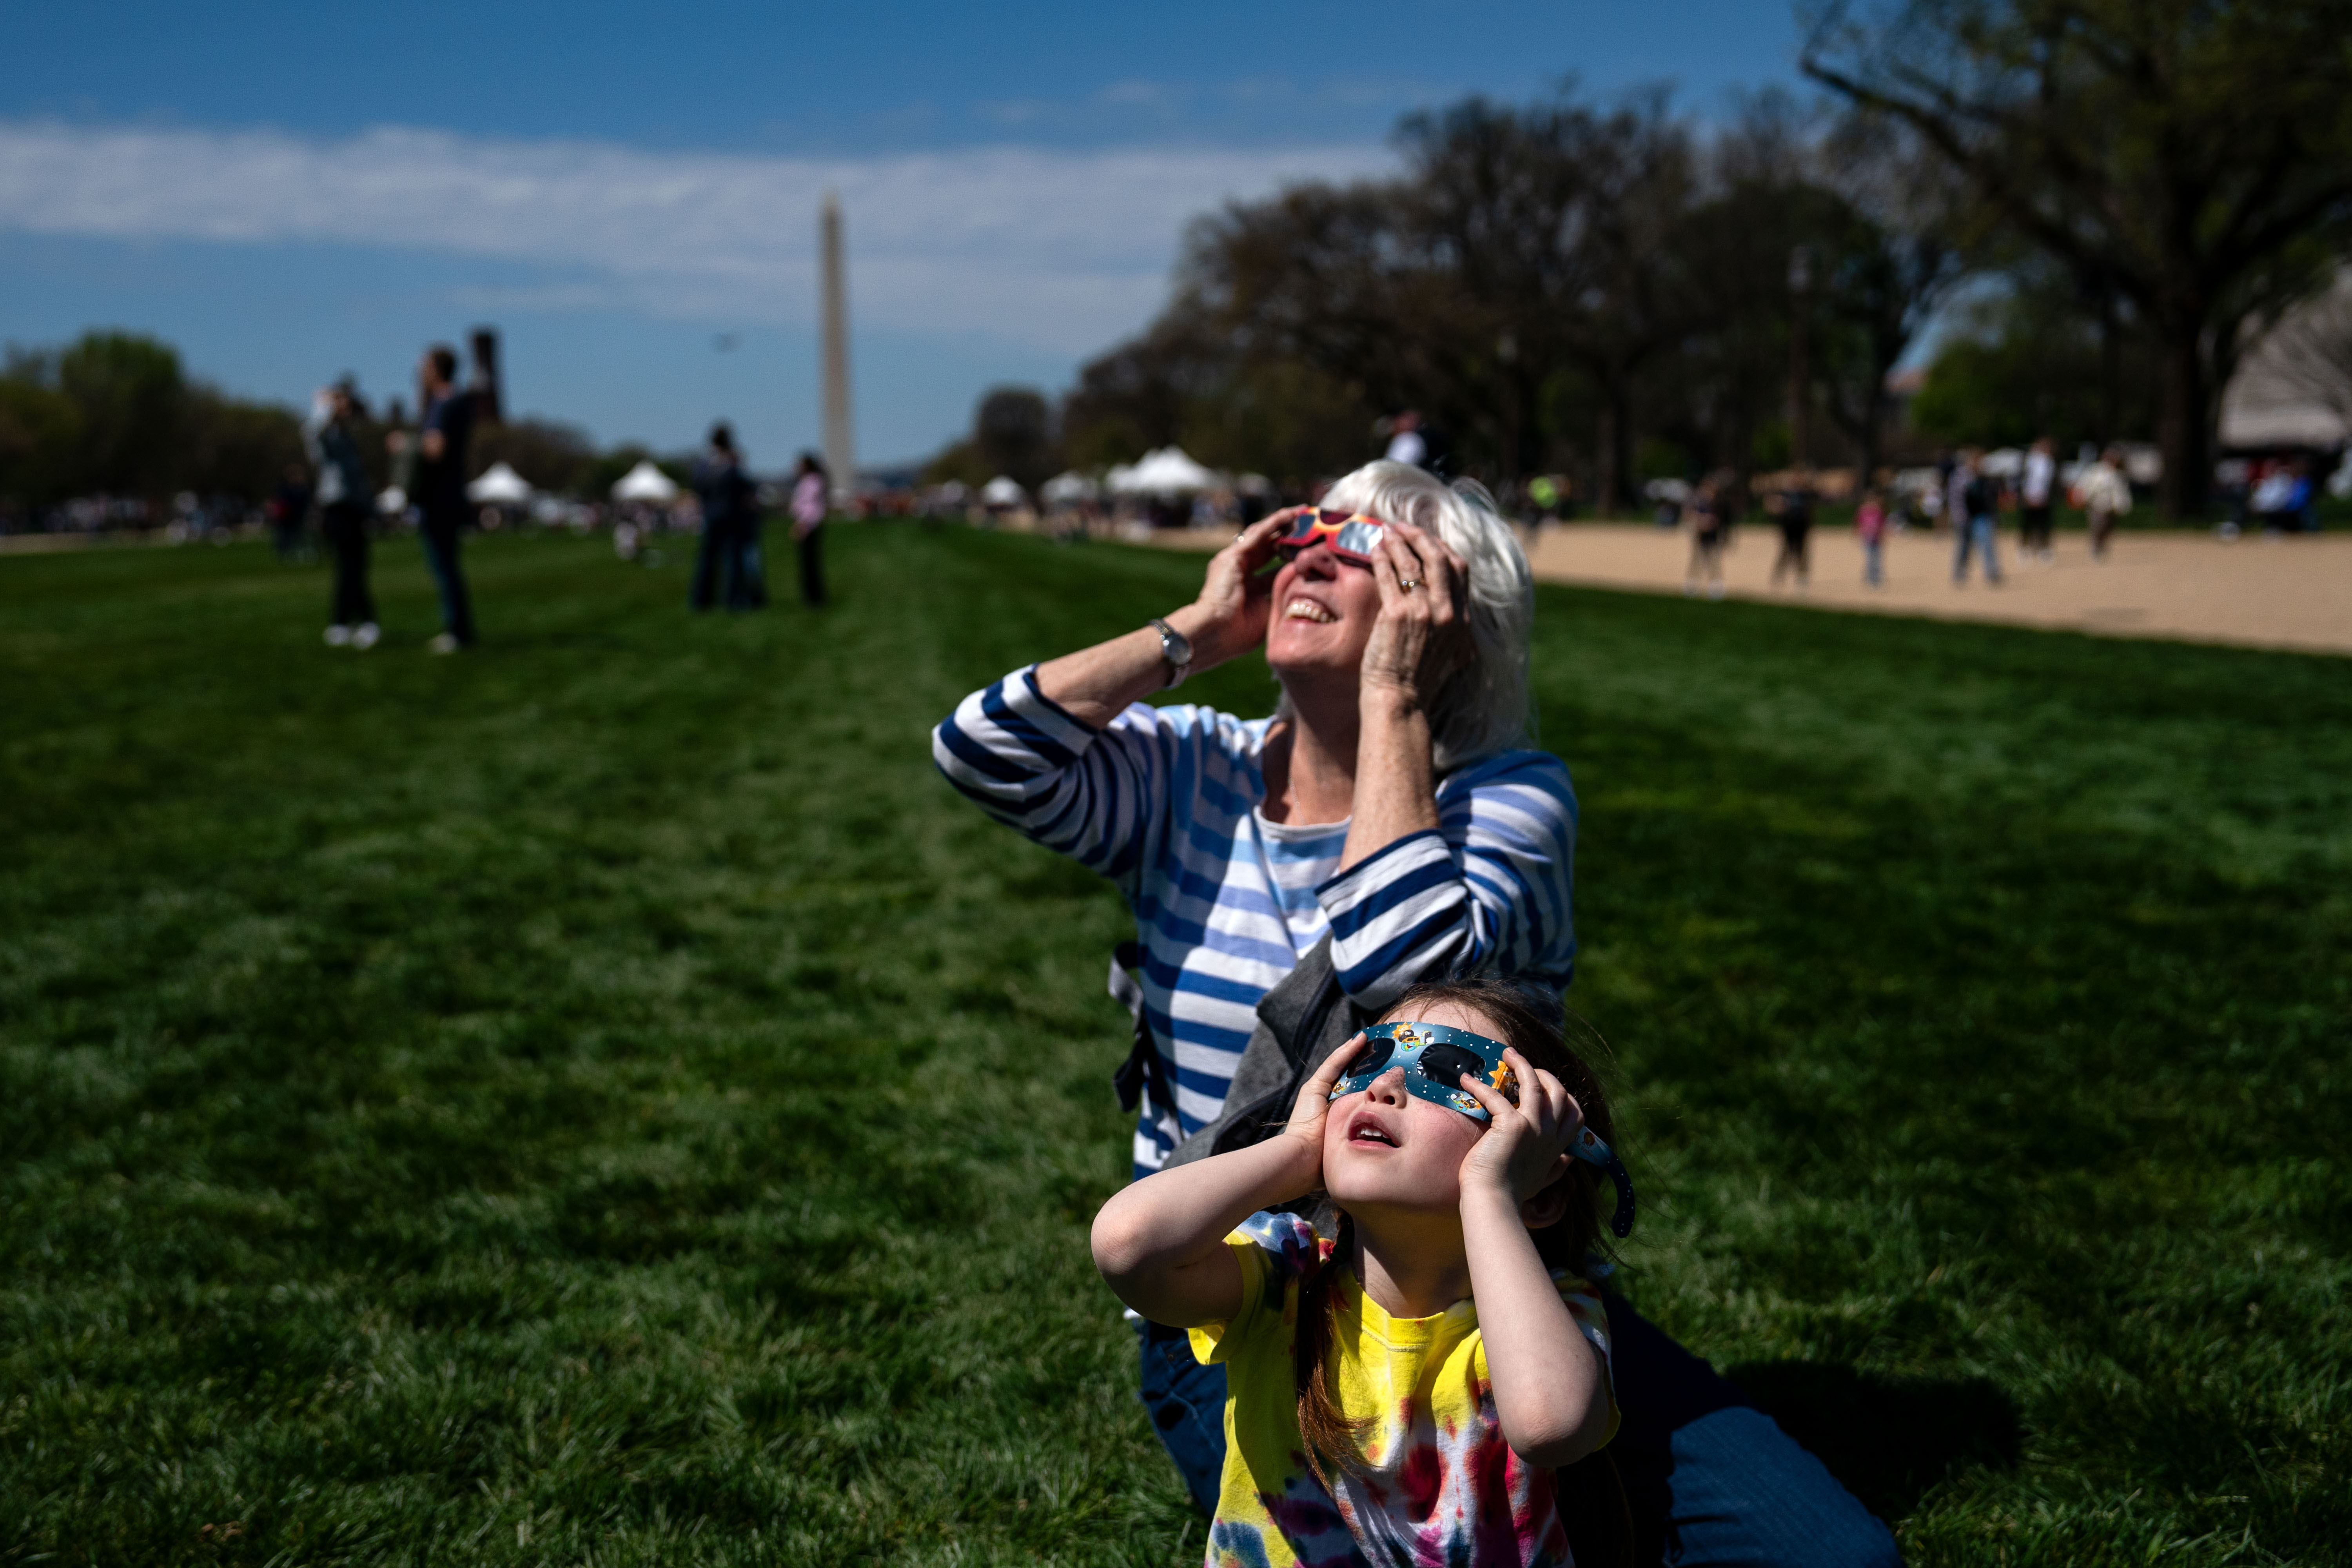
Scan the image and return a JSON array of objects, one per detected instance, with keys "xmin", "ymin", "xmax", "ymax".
[{"xmin": 1294, "ymin": 979, "xmax": 1627, "ymax": 1547}]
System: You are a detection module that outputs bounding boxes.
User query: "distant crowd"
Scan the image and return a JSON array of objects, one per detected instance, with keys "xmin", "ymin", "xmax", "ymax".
[{"xmin": 290, "ymin": 342, "xmax": 839, "ymax": 656}]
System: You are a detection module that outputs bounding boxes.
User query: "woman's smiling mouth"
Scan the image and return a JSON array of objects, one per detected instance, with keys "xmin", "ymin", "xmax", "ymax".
[{"xmin": 1284, "ymin": 597, "xmax": 1338, "ymax": 623}]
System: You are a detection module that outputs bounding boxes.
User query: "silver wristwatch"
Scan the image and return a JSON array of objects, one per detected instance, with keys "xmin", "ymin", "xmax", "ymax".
[{"xmin": 1149, "ymin": 616, "xmax": 1193, "ymax": 689}]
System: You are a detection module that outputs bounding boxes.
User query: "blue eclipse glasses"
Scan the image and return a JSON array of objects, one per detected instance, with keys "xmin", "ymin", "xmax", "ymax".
[{"xmin": 1330, "ymin": 1020, "xmax": 1638, "ymax": 1238}]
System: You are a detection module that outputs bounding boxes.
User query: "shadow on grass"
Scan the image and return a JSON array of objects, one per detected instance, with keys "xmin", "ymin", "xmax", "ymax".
[{"xmin": 1726, "ymin": 1361, "xmax": 2022, "ymax": 1520}]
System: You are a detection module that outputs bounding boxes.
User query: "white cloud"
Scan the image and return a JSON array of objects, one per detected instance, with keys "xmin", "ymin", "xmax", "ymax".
[{"xmin": 0, "ymin": 121, "xmax": 1393, "ymax": 356}]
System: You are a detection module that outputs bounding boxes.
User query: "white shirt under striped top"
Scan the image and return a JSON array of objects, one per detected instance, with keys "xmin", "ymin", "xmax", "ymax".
[{"xmin": 933, "ymin": 665, "xmax": 1578, "ymax": 1178}]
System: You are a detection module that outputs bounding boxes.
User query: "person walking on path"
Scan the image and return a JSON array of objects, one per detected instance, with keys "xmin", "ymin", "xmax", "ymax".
[
  {"xmin": 1951, "ymin": 448, "xmax": 2004, "ymax": 587},
  {"xmin": 789, "ymin": 453, "xmax": 829, "ymax": 607},
  {"xmin": 393, "ymin": 346, "xmax": 478, "ymax": 652},
  {"xmin": 1682, "ymin": 477, "xmax": 1728, "ymax": 599},
  {"xmin": 1856, "ymin": 487, "xmax": 1889, "ymax": 587},
  {"xmin": 2072, "ymin": 445, "xmax": 2133, "ymax": 559},
  {"xmin": 689, "ymin": 423, "xmax": 764, "ymax": 612},
  {"xmin": 932, "ymin": 459, "xmax": 1898, "ymax": 1568},
  {"xmin": 2019, "ymin": 436, "xmax": 2057, "ymax": 561},
  {"xmin": 1767, "ymin": 467, "xmax": 1816, "ymax": 589},
  {"xmin": 306, "ymin": 381, "xmax": 379, "ymax": 649}
]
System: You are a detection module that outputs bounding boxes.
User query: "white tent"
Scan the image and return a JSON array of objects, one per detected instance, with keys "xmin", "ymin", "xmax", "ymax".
[
  {"xmin": 466, "ymin": 462, "xmax": 533, "ymax": 503},
  {"xmin": 980, "ymin": 475, "xmax": 1028, "ymax": 506},
  {"xmin": 1107, "ymin": 446, "xmax": 1219, "ymax": 495},
  {"xmin": 1040, "ymin": 470, "xmax": 1098, "ymax": 505},
  {"xmin": 611, "ymin": 460, "xmax": 680, "ymax": 503}
]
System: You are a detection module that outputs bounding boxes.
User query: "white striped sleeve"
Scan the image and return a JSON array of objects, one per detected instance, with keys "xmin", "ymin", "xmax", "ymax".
[
  {"xmin": 929, "ymin": 665, "xmax": 1174, "ymax": 893},
  {"xmin": 1314, "ymin": 750, "xmax": 1577, "ymax": 1009}
]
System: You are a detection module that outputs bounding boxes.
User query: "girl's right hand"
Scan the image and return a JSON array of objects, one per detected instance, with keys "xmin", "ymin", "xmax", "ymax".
[
  {"xmin": 1180, "ymin": 511, "xmax": 1295, "ymax": 669},
  {"xmin": 1276, "ymin": 1031, "xmax": 1366, "ymax": 1193}
]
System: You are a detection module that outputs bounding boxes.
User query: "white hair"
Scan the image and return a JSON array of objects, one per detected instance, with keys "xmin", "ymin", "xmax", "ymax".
[{"xmin": 1292, "ymin": 459, "xmax": 1535, "ymax": 771}]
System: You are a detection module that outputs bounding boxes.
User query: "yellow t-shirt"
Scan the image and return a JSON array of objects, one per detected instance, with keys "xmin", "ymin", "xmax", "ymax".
[{"xmin": 1188, "ymin": 1211, "xmax": 1618, "ymax": 1568}]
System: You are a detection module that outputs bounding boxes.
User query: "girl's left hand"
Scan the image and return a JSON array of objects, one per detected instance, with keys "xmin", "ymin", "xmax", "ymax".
[
  {"xmin": 1455, "ymin": 1048, "xmax": 1583, "ymax": 1203},
  {"xmin": 1359, "ymin": 518, "xmax": 1472, "ymax": 703}
]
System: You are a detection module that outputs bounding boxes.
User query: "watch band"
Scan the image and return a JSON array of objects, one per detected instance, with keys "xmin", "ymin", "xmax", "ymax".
[{"xmin": 1149, "ymin": 616, "xmax": 1192, "ymax": 689}]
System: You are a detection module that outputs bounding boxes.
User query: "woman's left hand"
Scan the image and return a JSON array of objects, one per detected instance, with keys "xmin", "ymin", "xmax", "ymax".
[
  {"xmin": 1359, "ymin": 518, "xmax": 1472, "ymax": 704},
  {"xmin": 1455, "ymin": 1048, "xmax": 1583, "ymax": 1203}
]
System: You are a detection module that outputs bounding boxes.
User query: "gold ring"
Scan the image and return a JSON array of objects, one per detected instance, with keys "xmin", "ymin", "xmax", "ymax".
[{"xmin": 1399, "ymin": 577, "xmax": 1421, "ymax": 591}]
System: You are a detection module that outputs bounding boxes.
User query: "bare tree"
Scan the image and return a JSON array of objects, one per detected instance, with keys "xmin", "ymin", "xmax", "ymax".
[
  {"xmin": 2257, "ymin": 270, "xmax": 2352, "ymax": 433},
  {"xmin": 1185, "ymin": 92, "xmax": 1710, "ymax": 499},
  {"xmin": 1556, "ymin": 97, "xmax": 1706, "ymax": 508},
  {"xmin": 1804, "ymin": 0, "xmax": 2352, "ymax": 515},
  {"xmin": 1813, "ymin": 111, "xmax": 1975, "ymax": 481}
]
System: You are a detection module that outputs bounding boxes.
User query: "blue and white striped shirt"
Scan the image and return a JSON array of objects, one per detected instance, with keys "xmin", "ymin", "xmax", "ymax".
[{"xmin": 933, "ymin": 666, "xmax": 1578, "ymax": 1178}]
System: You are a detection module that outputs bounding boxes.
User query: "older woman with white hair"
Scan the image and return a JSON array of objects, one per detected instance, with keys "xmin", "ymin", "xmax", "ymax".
[
  {"xmin": 939, "ymin": 461, "xmax": 1559, "ymax": 1169},
  {"xmin": 933, "ymin": 459, "xmax": 1896, "ymax": 1568}
]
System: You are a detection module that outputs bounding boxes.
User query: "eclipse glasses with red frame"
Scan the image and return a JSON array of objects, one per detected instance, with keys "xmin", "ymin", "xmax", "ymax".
[{"xmin": 1273, "ymin": 508, "xmax": 1392, "ymax": 566}]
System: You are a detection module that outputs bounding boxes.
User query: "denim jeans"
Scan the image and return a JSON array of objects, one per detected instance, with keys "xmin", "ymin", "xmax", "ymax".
[
  {"xmin": 690, "ymin": 520, "xmax": 768, "ymax": 612},
  {"xmin": 1953, "ymin": 514, "xmax": 2002, "ymax": 584},
  {"xmin": 733, "ymin": 523, "xmax": 768, "ymax": 610},
  {"xmin": 1137, "ymin": 1297, "xmax": 1900, "ymax": 1568},
  {"xmin": 689, "ymin": 521, "xmax": 729, "ymax": 611},
  {"xmin": 1137, "ymin": 1319, "xmax": 1226, "ymax": 1516},
  {"xmin": 419, "ymin": 512, "xmax": 476, "ymax": 644}
]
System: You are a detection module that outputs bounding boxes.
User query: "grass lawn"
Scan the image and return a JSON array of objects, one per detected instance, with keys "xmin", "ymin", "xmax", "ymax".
[{"xmin": 2, "ymin": 525, "xmax": 2346, "ymax": 1566}]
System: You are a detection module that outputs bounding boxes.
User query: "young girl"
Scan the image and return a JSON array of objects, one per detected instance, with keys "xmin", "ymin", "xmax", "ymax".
[
  {"xmin": 1856, "ymin": 488, "xmax": 1888, "ymax": 588},
  {"xmin": 1091, "ymin": 979, "xmax": 1631, "ymax": 1567}
]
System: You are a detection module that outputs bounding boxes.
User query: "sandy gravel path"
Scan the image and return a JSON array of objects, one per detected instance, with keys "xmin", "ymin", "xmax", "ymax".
[
  {"xmin": 1522, "ymin": 523, "xmax": 2350, "ymax": 655},
  {"xmin": 1145, "ymin": 521, "xmax": 2351, "ymax": 656}
]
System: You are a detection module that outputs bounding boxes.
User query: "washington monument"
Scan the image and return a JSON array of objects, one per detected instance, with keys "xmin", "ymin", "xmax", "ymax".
[{"xmin": 820, "ymin": 192, "xmax": 855, "ymax": 504}]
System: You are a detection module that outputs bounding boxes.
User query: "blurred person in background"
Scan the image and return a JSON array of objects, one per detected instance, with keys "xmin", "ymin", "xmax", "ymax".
[
  {"xmin": 2019, "ymin": 436, "xmax": 2057, "ymax": 561},
  {"xmin": 1682, "ymin": 476, "xmax": 1728, "ymax": 599},
  {"xmin": 1767, "ymin": 466, "xmax": 1816, "ymax": 590},
  {"xmin": 390, "ymin": 345, "xmax": 478, "ymax": 653},
  {"xmin": 268, "ymin": 463, "xmax": 312, "ymax": 562},
  {"xmin": 2251, "ymin": 457, "xmax": 2316, "ymax": 533},
  {"xmin": 1856, "ymin": 486, "xmax": 1889, "ymax": 588},
  {"xmin": 1383, "ymin": 408, "xmax": 1427, "ymax": 468},
  {"xmin": 307, "ymin": 381, "xmax": 379, "ymax": 649},
  {"xmin": 2071, "ymin": 445, "xmax": 2133, "ymax": 559},
  {"xmin": 1381, "ymin": 408, "xmax": 1454, "ymax": 476},
  {"xmin": 1951, "ymin": 448, "xmax": 2003, "ymax": 587},
  {"xmin": 689, "ymin": 423, "xmax": 764, "ymax": 612},
  {"xmin": 931, "ymin": 459, "xmax": 1897, "ymax": 1568},
  {"xmin": 789, "ymin": 453, "xmax": 829, "ymax": 607}
]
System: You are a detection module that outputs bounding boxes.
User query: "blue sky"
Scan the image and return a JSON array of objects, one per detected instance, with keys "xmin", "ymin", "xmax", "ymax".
[{"xmin": 0, "ymin": 2, "xmax": 1809, "ymax": 466}]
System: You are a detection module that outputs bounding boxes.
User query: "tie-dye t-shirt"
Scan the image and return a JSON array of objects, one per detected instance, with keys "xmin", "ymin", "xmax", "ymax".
[{"xmin": 1187, "ymin": 1211, "xmax": 1618, "ymax": 1568}]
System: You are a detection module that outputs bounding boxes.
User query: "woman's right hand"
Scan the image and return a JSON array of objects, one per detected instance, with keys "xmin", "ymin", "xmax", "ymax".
[
  {"xmin": 1034, "ymin": 510, "xmax": 1293, "ymax": 728},
  {"xmin": 1176, "ymin": 511, "xmax": 1295, "ymax": 669}
]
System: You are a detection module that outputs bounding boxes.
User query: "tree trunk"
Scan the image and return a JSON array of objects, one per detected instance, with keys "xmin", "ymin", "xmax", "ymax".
[
  {"xmin": 2097, "ymin": 285, "xmax": 2121, "ymax": 447},
  {"xmin": 1860, "ymin": 384, "xmax": 1884, "ymax": 493},
  {"xmin": 2155, "ymin": 321, "xmax": 2210, "ymax": 519},
  {"xmin": 1594, "ymin": 402, "xmax": 1617, "ymax": 519},
  {"xmin": 1517, "ymin": 365, "xmax": 1546, "ymax": 483},
  {"xmin": 1860, "ymin": 332, "xmax": 1894, "ymax": 489},
  {"xmin": 1606, "ymin": 378, "xmax": 1637, "ymax": 515}
]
